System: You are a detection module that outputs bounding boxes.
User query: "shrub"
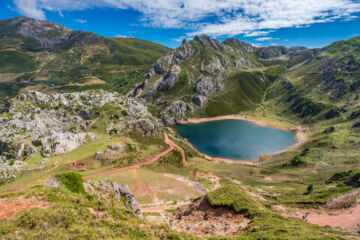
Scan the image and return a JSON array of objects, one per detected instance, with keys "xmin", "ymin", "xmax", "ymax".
[
  {"xmin": 307, "ymin": 184, "xmax": 314, "ymax": 193},
  {"xmin": 57, "ymin": 172, "xmax": 85, "ymax": 194}
]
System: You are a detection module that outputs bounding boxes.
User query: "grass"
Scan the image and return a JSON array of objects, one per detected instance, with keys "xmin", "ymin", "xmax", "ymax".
[
  {"xmin": 87, "ymin": 168, "xmax": 202, "ymax": 204},
  {"xmin": 0, "ymin": 50, "xmax": 36, "ymax": 73},
  {"xmin": 0, "ymin": 185, "xmax": 196, "ymax": 240},
  {"xmin": 207, "ymin": 185, "xmax": 349, "ymax": 239},
  {"xmin": 204, "ymin": 71, "xmax": 266, "ymax": 116}
]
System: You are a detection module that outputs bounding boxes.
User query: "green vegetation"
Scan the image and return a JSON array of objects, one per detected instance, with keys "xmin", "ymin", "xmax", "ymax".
[
  {"xmin": 205, "ymin": 71, "xmax": 266, "ymax": 116},
  {"xmin": 0, "ymin": 186, "xmax": 195, "ymax": 240},
  {"xmin": 207, "ymin": 185, "xmax": 348, "ymax": 239},
  {"xmin": 57, "ymin": 172, "xmax": 85, "ymax": 194}
]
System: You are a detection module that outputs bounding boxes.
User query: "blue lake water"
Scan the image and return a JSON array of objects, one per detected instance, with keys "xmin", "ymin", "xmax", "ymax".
[{"xmin": 176, "ymin": 119, "xmax": 296, "ymax": 161}]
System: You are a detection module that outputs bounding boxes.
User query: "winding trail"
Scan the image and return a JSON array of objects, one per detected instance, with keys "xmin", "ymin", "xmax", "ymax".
[{"xmin": 83, "ymin": 132, "xmax": 187, "ymax": 179}]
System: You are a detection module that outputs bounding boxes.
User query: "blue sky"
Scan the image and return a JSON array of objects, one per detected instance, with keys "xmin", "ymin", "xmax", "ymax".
[{"xmin": 2, "ymin": 0, "xmax": 360, "ymax": 48}]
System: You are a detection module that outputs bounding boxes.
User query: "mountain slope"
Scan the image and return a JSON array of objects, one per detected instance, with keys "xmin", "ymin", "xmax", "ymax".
[
  {"xmin": 133, "ymin": 35, "xmax": 296, "ymax": 124},
  {"xmin": 0, "ymin": 17, "xmax": 170, "ymax": 110}
]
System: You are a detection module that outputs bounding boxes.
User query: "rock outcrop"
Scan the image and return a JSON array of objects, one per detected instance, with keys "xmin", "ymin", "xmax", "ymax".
[
  {"xmin": 158, "ymin": 65, "xmax": 181, "ymax": 90},
  {"xmin": 196, "ymin": 77, "xmax": 215, "ymax": 96},
  {"xmin": 0, "ymin": 90, "xmax": 162, "ymax": 160},
  {"xmin": 160, "ymin": 100, "xmax": 193, "ymax": 126},
  {"xmin": 0, "ymin": 17, "xmax": 71, "ymax": 50},
  {"xmin": 134, "ymin": 34, "xmax": 258, "ymax": 123},
  {"xmin": 40, "ymin": 132, "xmax": 96, "ymax": 157},
  {"xmin": 84, "ymin": 179, "xmax": 143, "ymax": 218},
  {"xmin": 193, "ymin": 95, "xmax": 208, "ymax": 108},
  {"xmin": 256, "ymin": 45, "xmax": 289, "ymax": 59}
]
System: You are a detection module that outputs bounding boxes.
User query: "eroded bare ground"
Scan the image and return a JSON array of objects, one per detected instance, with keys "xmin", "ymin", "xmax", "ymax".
[
  {"xmin": 0, "ymin": 197, "xmax": 48, "ymax": 219},
  {"xmin": 169, "ymin": 197, "xmax": 251, "ymax": 237}
]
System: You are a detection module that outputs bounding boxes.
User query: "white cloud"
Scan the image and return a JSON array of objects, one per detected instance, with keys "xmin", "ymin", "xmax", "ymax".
[
  {"xmin": 244, "ymin": 31, "xmax": 272, "ymax": 37},
  {"xmin": 115, "ymin": 34, "xmax": 128, "ymax": 38},
  {"xmin": 74, "ymin": 19, "xmax": 87, "ymax": 23},
  {"xmin": 12, "ymin": 0, "xmax": 360, "ymax": 37},
  {"xmin": 255, "ymin": 37, "xmax": 279, "ymax": 41}
]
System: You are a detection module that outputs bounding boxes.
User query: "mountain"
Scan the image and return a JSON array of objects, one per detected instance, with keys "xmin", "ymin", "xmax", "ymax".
[
  {"xmin": 0, "ymin": 17, "xmax": 170, "ymax": 110},
  {"xmin": 133, "ymin": 35, "xmax": 305, "ymax": 124},
  {"xmin": 266, "ymin": 36, "xmax": 360, "ymax": 121},
  {"xmin": 1, "ymin": 16, "xmax": 360, "ymax": 240}
]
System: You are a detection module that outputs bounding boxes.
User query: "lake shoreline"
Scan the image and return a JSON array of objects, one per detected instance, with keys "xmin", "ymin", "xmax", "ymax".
[{"xmin": 177, "ymin": 115, "xmax": 308, "ymax": 165}]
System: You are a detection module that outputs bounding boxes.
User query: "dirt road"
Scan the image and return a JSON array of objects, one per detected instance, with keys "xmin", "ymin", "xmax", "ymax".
[{"xmin": 83, "ymin": 132, "xmax": 187, "ymax": 179}]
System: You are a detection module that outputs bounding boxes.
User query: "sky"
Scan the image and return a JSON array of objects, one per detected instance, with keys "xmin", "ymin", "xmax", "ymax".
[{"xmin": 1, "ymin": 0, "xmax": 360, "ymax": 49}]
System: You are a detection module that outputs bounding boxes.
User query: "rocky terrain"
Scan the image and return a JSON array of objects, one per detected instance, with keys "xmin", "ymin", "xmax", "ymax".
[
  {"xmin": 170, "ymin": 196, "xmax": 250, "ymax": 237},
  {"xmin": 0, "ymin": 90, "xmax": 161, "ymax": 180},
  {"xmin": 0, "ymin": 16, "xmax": 360, "ymax": 240}
]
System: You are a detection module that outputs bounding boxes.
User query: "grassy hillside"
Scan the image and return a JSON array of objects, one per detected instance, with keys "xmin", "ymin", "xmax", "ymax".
[{"xmin": 0, "ymin": 17, "xmax": 170, "ymax": 111}]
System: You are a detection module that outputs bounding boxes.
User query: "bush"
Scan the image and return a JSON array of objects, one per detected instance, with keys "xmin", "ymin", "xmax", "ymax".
[
  {"xmin": 307, "ymin": 184, "xmax": 314, "ymax": 193},
  {"xmin": 57, "ymin": 172, "xmax": 85, "ymax": 194},
  {"xmin": 283, "ymin": 156, "xmax": 307, "ymax": 167}
]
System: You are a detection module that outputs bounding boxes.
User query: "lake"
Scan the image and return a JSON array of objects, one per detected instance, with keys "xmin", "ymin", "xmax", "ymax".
[{"xmin": 176, "ymin": 119, "xmax": 296, "ymax": 161}]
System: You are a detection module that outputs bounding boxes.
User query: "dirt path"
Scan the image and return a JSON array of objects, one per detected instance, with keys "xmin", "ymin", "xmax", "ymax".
[
  {"xmin": 284, "ymin": 204, "xmax": 360, "ymax": 231},
  {"xmin": 83, "ymin": 132, "xmax": 187, "ymax": 179}
]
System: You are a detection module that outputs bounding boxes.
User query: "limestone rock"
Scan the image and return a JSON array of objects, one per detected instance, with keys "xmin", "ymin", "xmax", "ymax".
[
  {"xmin": 41, "ymin": 132, "xmax": 96, "ymax": 157},
  {"xmin": 158, "ymin": 65, "xmax": 181, "ymax": 90},
  {"xmin": 193, "ymin": 95, "xmax": 207, "ymax": 108},
  {"xmin": 196, "ymin": 77, "xmax": 215, "ymax": 96},
  {"xmin": 160, "ymin": 100, "xmax": 193, "ymax": 126},
  {"xmin": 84, "ymin": 179, "xmax": 143, "ymax": 218},
  {"xmin": 194, "ymin": 35, "xmax": 233, "ymax": 53},
  {"xmin": 43, "ymin": 177, "xmax": 63, "ymax": 188},
  {"xmin": 0, "ymin": 90, "xmax": 162, "ymax": 160}
]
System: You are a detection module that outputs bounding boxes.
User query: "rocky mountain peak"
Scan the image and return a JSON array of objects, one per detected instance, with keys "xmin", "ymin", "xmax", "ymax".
[
  {"xmin": 223, "ymin": 38, "xmax": 255, "ymax": 52},
  {"xmin": 193, "ymin": 34, "xmax": 233, "ymax": 53},
  {"xmin": 0, "ymin": 16, "xmax": 71, "ymax": 49}
]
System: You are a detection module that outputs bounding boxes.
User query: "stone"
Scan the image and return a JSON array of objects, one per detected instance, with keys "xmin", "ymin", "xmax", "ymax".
[
  {"xmin": 160, "ymin": 100, "xmax": 193, "ymax": 126},
  {"xmin": 158, "ymin": 65, "xmax": 181, "ymax": 90},
  {"xmin": 84, "ymin": 179, "xmax": 143, "ymax": 218},
  {"xmin": 41, "ymin": 132, "xmax": 96, "ymax": 157},
  {"xmin": 43, "ymin": 177, "xmax": 62, "ymax": 188},
  {"xmin": 196, "ymin": 77, "xmax": 215, "ymax": 96},
  {"xmin": 193, "ymin": 96, "xmax": 207, "ymax": 108},
  {"xmin": 0, "ymin": 90, "xmax": 162, "ymax": 160}
]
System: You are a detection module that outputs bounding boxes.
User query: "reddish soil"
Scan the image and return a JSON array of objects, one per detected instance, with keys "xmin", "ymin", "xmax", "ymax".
[
  {"xmin": 170, "ymin": 196, "xmax": 250, "ymax": 237},
  {"xmin": 83, "ymin": 132, "xmax": 187, "ymax": 179},
  {"xmin": 0, "ymin": 197, "xmax": 48, "ymax": 219},
  {"xmin": 284, "ymin": 204, "xmax": 360, "ymax": 231}
]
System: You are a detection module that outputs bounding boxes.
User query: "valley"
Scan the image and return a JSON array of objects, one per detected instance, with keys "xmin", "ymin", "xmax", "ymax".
[{"xmin": 0, "ymin": 16, "xmax": 359, "ymax": 240}]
